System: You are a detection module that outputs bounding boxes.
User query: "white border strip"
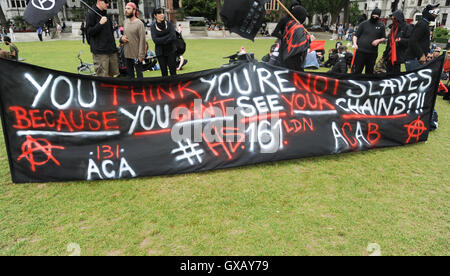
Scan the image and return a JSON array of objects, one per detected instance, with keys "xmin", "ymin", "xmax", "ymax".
[{"xmin": 294, "ymin": 110, "xmax": 338, "ymax": 115}]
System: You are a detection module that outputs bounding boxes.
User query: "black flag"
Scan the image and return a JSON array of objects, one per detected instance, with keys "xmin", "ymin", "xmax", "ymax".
[
  {"xmin": 280, "ymin": 20, "xmax": 310, "ymax": 61},
  {"xmin": 24, "ymin": 0, "xmax": 67, "ymax": 27},
  {"xmin": 220, "ymin": 0, "xmax": 269, "ymax": 41}
]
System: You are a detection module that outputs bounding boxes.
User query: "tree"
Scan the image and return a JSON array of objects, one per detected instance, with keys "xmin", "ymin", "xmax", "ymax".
[
  {"xmin": 348, "ymin": 1, "xmax": 361, "ymax": 26},
  {"xmin": 118, "ymin": 0, "xmax": 125, "ymax": 25},
  {"xmin": 183, "ymin": 0, "xmax": 216, "ymax": 21},
  {"xmin": 216, "ymin": 0, "xmax": 222, "ymax": 22},
  {"xmin": 0, "ymin": 5, "xmax": 8, "ymax": 27}
]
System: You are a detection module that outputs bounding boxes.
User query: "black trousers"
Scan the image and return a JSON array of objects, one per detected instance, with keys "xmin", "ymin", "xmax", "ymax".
[
  {"xmin": 386, "ymin": 61, "xmax": 401, "ymax": 74},
  {"xmin": 157, "ymin": 52, "xmax": 177, "ymax": 77},
  {"xmin": 352, "ymin": 50, "xmax": 378, "ymax": 75},
  {"xmin": 38, "ymin": 34, "xmax": 42, "ymax": 41},
  {"xmin": 126, "ymin": 58, "xmax": 143, "ymax": 79}
]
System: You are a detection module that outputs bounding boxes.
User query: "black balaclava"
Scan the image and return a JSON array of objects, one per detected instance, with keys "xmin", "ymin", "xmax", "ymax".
[
  {"xmin": 291, "ymin": 6, "xmax": 307, "ymax": 24},
  {"xmin": 422, "ymin": 4, "xmax": 440, "ymax": 22},
  {"xmin": 370, "ymin": 8, "xmax": 381, "ymax": 23},
  {"xmin": 290, "ymin": 0, "xmax": 302, "ymax": 10}
]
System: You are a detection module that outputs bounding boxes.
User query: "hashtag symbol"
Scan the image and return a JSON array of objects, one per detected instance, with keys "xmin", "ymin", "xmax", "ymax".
[{"xmin": 171, "ymin": 139, "xmax": 205, "ymax": 165}]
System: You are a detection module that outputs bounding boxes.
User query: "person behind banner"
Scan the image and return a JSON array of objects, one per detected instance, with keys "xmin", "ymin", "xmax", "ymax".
[
  {"xmin": 150, "ymin": 8, "xmax": 177, "ymax": 77},
  {"xmin": 351, "ymin": 8, "xmax": 386, "ymax": 75},
  {"xmin": 9, "ymin": 25, "xmax": 15, "ymax": 42},
  {"xmin": 37, "ymin": 26, "xmax": 43, "ymax": 42},
  {"xmin": 0, "ymin": 48, "xmax": 11, "ymax": 60},
  {"xmin": 405, "ymin": 4, "xmax": 440, "ymax": 71},
  {"xmin": 120, "ymin": 2, "xmax": 146, "ymax": 79},
  {"xmin": 175, "ymin": 30, "xmax": 187, "ymax": 71},
  {"xmin": 278, "ymin": 6, "xmax": 311, "ymax": 72},
  {"xmin": 85, "ymin": 0, "xmax": 119, "ymax": 78},
  {"xmin": 382, "ymin": 10, "xmax": 412, "ymax": 73},
  {"xmin": 262, "ymin": 43, "xmax": 278, "ymax": 63},
  {"xmin": 56, "ymin": 23, "xmax": 62, "ymax": 39},
  {"xmin": 80, "ymin": 22, "xmax": 86, "ymax": 44},
  {"xmin": 0, "ymin": 25, "xmax": 5, "ymax": 40},
  {"xmin": 328, "ymin": 46, "xmax": 349, "ymax": 74},
  {"xmin": 2, "ymin": 36, "xmax": 18, "ymax": 61},
  {"xmin": 142, "ymin": 42, "xmax": 159, "ymax": 72}
]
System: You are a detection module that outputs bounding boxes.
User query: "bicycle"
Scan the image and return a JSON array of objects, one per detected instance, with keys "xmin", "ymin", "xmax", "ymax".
[{"xmin": 77, "ymin": 51, "xmax": 95, "ymax": 76}]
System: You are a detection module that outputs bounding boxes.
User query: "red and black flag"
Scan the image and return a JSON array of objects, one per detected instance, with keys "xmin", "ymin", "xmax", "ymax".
[
  {"xmin": 280, "ymin": 20, "xmax": 310, "ymax": 61},
  {"xmin": 24, "ymin": 0, "xmax": 67, "ymax": 27},
  {"xmin": 220, "ymin": 0, "xmax": 269, "ymax": 41}
]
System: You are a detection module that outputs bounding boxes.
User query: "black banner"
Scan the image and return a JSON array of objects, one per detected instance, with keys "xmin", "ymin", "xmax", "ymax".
[
  {"xmin": 0, "ymin": 56, "xmax": 444, "ymax": 183},
  {"xmin": 220, "ymin": 0, "xmax": 269, "ymax": 41}
]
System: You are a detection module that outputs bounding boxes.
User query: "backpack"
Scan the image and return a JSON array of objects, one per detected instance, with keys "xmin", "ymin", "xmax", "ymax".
[{"xmin": 175, "ymin": 31, "xmax": 186, "ymax": 56}]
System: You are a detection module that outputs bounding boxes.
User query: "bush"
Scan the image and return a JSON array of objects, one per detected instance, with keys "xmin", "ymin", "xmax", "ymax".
[
  {"xmin": 434, "ymin": 26, "xmax": 449, "ymax": 40},
  {"xmin": 191, "ymin": 21, "xmax": 206, "ymax": 27},
  {"xmin": 265, "ymin": 10, "xmax": 280, "ymax": 23},
  {"xmin": 12, "ymin": 16, "xmax": 29, "ymax": 32},
  {"xmin": 434, "ymin": 37, "xmax": 448, "ymax": 43}
]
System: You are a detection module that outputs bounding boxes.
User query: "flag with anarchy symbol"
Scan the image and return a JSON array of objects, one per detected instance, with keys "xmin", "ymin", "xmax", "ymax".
[{"xmin": 280, "ymin": 20, "xmax": 311, "ymax": 62}]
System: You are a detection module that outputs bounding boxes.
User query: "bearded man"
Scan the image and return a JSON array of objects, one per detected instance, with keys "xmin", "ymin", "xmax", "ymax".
[{"xmin": 120, "ymin": 2, "xmax": 146, "ymax": 79}]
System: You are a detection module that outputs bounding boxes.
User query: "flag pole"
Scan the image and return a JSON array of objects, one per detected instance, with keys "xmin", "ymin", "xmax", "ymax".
[
  {"xmin": 275, "ymin": 0, "xmax": 313, "ymax": 38},
  {"xmin": 79, "ymin": 0, "xmax": 103, "ymax": 17},
  {"xmin": 350, "ymin": 48, "xmax": 356, "ymax": 72},
  {"xmin": 276, "ymin": 0, "xmax": 300, "ymax": 24}
]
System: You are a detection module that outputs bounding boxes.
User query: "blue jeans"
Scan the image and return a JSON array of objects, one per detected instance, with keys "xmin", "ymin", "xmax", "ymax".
[{"xmin": 405, "ymin": 59, "xmax": 421, "ymax": 71}]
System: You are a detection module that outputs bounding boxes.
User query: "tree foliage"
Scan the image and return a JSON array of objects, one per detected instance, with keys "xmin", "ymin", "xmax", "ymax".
[
  {"xmin": 183, "ymin": 0, "xmax": 217, "ymax": 21},
  {"xmin": 183, "ymin": 0, "xmax": 352, "ymax": 24},
  {"xmin": 0, "ymin": 5, "xmax": 7, "ymax": 27}
]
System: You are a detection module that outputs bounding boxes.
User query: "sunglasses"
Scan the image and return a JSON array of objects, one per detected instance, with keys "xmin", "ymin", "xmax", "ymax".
[{"xmin": 102, "ymin": 0, "xmax": 110, "ymax": 4}]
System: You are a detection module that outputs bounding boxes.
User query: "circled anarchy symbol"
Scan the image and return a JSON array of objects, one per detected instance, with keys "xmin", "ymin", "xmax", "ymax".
[
  {"xmin": 17, "ymin": 135, "xmax": 65, "ymax": 172},
  {"xmin": 404, "ymin": 116, "xmax": 427, "ymax": 144},
  {"xmin": 32, "ymin": 0, "xmax": 56, "ymax": 11}
]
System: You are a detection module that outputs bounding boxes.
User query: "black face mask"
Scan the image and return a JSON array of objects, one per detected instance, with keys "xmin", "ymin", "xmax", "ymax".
[{"xmin": 370, "ymin": 16, "xmax": 379, "ymax": 23}]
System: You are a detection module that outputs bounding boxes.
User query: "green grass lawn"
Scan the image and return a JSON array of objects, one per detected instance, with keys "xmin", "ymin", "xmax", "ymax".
[{"xmin": 0, "ymin": 39, "xmax": 449, "ymax": 256}]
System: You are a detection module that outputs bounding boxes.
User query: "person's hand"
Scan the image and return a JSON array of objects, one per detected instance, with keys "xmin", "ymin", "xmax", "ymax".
[
  {"xmin": 395, "ymin": 38, "xmax": 401, "ymax": 42},
  {"xmin": 310, "ymin": 34, "xmax": 316, "ymax": 41},
  {"xmin": 99, "ymin": 16, "xmax": 108, "ymax": 25},
  {"xmin": 353, "ymin": 44, "xmax": 358, "ymax": 50},
  {"xmin": 372, "ymin": 38, "xmax": 386, "ymax": 46},
  {"xmin": 121, "ymin": 35, "xmax": 129, "ymax": 43},
  {"xmin": 138, "ymin": 57, "xmax": 143, "ymax": 63},
  {"xmin": 419, "ymin": 54, "xmax": 426, "ymax": 64}
]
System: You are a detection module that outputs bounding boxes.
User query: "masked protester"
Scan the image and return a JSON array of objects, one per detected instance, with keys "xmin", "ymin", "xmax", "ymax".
[
  {"xmin": 351, "ymin": 8, "xmax": 386, "ymax": 75},
  {"xmin": 382, "ymin": 10, "xmax": 412, "ymax": 73},
  {"xmin": 405, "ymin": 4, "xmax": 440, "ymax": 71},
  {"xmin": 271, "ymin": 0, "xmax": 302, "ymax": 39},
  {"xmin": 278, "ymin": 6, "xmax": 311, "ymax": 72}
]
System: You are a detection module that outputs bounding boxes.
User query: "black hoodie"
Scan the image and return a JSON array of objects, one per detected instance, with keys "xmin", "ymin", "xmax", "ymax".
[
  {"xmin": 355, "ymin": 9, "xmax": 386, "ymax": 54},
  {"xmin": 85, "ymin": 5, "xmax": 117, "ymax": 55},
  {"xmin": 383, "ymin": 10, "xmax": 412, "ymax": 64},
  {"xmin": 406, "ymin": 4, "xmax": 438, "ymax": 60}
]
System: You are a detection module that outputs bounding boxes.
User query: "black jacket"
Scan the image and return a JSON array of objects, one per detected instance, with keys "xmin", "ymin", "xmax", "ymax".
[
  {"xmin": 151, "ymin": 21, "xmax": 177, "ymax": 56},
  {"xmin": 355, "ymin": 19, "xmax": 386, "ymax": 54},
  {"xmin": 383, "ymin": 11, "xmax": 412, "ymax": 64},
  {"xmin": 85, "ymin": 5, "xmax": 117, "ymax": 55},
  {"xmin": 406, "ymin": 19, "xmax": 431, "ymax": 60}
]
